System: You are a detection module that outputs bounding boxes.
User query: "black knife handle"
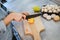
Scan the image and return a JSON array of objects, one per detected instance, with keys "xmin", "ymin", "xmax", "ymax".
[{"xmin": 26, "ymin": 13, "xmax": 42, "ymax": 19}]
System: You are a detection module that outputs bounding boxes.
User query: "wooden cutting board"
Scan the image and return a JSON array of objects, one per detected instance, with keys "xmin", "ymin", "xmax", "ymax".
[{"xmin": 23, "ymin": 16, "xmax": 45, "ymax": 40}]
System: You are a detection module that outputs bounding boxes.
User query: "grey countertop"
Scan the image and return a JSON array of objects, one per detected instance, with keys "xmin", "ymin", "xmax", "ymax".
[{"xmin": 4, "ymin": 0, "xmax": 60, "ymax": 40}]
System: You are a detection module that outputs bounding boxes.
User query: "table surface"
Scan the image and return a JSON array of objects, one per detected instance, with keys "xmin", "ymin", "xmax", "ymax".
[{"xmin": 4, "ymin": 0, "xmax": 60, "ymax": 40}]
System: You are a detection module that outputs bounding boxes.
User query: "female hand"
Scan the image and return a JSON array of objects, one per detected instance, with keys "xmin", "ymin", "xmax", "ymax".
[
  {"xmin": 13, "ymin": 12, "xmax": 29, "ymax": 22},
  {"xmin": 4, "ymin": 12, "xmax": 29, "ymax": 26}
]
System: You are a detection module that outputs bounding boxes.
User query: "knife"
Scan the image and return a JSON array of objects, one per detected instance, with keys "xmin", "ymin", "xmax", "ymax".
[
  {"xmin": 26, "ymin": 12, "xmax": 60, "ymax": 19},
  {"xmin": 26, "ymin": 13, "xmax": 42, "ymax": 19}
]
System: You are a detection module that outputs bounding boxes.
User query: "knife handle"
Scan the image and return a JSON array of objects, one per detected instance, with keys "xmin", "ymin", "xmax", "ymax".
[{"xmin": 26, "ymin": 13, "xmax": 42, "ymax": 19}]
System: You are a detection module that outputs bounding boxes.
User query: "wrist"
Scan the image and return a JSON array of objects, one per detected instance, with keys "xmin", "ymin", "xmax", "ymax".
[{"xmin": 3, "ymin": 13, "xmax": 14, "ymax": 26}]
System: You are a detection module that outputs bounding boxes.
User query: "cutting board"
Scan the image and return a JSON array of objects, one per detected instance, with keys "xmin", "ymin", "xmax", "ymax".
[{"xmin": 23, "ymin": 16, "xmax": 45, "ymax": 40}]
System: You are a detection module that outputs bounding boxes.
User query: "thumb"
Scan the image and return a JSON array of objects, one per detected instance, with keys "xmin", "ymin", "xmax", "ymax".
[{"xmin": 22, "ymin": 15, "xmax": 26, "ymax": 20}]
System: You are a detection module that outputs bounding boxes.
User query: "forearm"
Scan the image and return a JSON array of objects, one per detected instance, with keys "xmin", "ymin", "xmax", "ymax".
[
  {"xmin": 3, "ymin": 12, "xmax": 29, "ymax": 26},
  {"xmin": 3, "ymin": 13, "xmax": 14, "ymax": 26}
]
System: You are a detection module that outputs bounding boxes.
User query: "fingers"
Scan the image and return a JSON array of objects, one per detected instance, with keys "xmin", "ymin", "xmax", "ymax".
[
  {"xmin": 14, "ymin": 15, "xmax": 26, "ymax": 22},
  {"xmin": 22, "ymin": 15, "xmax": 26, "ymax": 20},
  {"xmin": 14, "ymin": 16, "xmax": 22, "ymax": 22},
  {"xmin": 13, "ymin": 12, "xmax": 29, "ymax": 22},
  {"xmin": 22, "ymin": 12, "xmax": 29, "ymax": 16},
  {"xmin": 16, "ymin": 15, "xmax": 26, "ymax": 22},
  {"xmin": 14, "ymin": 13, "xmax": 22, "ymax": 22}
]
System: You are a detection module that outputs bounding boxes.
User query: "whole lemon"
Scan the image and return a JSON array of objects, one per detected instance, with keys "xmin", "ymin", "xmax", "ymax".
[{"xmin": 33, "ymin": 6, "xmax": 40, "ymax": 12}]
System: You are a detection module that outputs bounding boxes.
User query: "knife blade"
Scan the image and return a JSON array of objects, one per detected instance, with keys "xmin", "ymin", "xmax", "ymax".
[{"xmin": 26, "ymin": 13, "xmax": 42, "ymax": 19}]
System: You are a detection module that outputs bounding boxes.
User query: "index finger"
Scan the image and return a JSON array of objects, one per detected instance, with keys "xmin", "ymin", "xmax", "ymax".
[{"xmin": 22, "ymin": 12, "xmax": 29, "ymax": 16}]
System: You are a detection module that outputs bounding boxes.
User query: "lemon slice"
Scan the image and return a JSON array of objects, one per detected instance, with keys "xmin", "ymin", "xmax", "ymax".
[{"xmin": 28, "ymin": 18, "xmax": 34, "ymax": 24}]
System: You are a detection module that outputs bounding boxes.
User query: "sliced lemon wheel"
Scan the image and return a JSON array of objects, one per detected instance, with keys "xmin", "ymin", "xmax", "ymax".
[{"xmin": 28, "ymin": 18, "xmax": 34, "ymax": 24}]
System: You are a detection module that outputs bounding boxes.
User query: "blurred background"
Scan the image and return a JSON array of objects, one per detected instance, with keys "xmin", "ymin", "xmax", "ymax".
[{"xmin": 0, "ymin": 0, "xmax": 60, "ymax": 40}]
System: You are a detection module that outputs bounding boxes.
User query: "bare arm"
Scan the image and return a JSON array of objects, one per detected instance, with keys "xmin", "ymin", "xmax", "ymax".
[
  {"xmin": 3, "ymin": 12, "xmax": 29, "ymax": 26},
  {"xmin": 3, "ymin": 13, "xmax": 14, "ymax": 26}
]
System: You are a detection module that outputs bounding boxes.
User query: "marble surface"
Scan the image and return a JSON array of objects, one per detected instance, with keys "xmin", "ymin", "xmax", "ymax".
[{"xmin": 4, "ymin": 0, "xmax": 60, "ymax": 40}]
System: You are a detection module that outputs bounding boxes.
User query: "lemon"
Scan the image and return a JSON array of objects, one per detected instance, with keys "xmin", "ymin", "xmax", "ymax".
[
  {"xmin": 28, "ymin": 18, "xmax": 34, "ymax": 24},
  {"xmin": 33, "ymin": 6, "xmax": 40, "ymax": 12}
]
